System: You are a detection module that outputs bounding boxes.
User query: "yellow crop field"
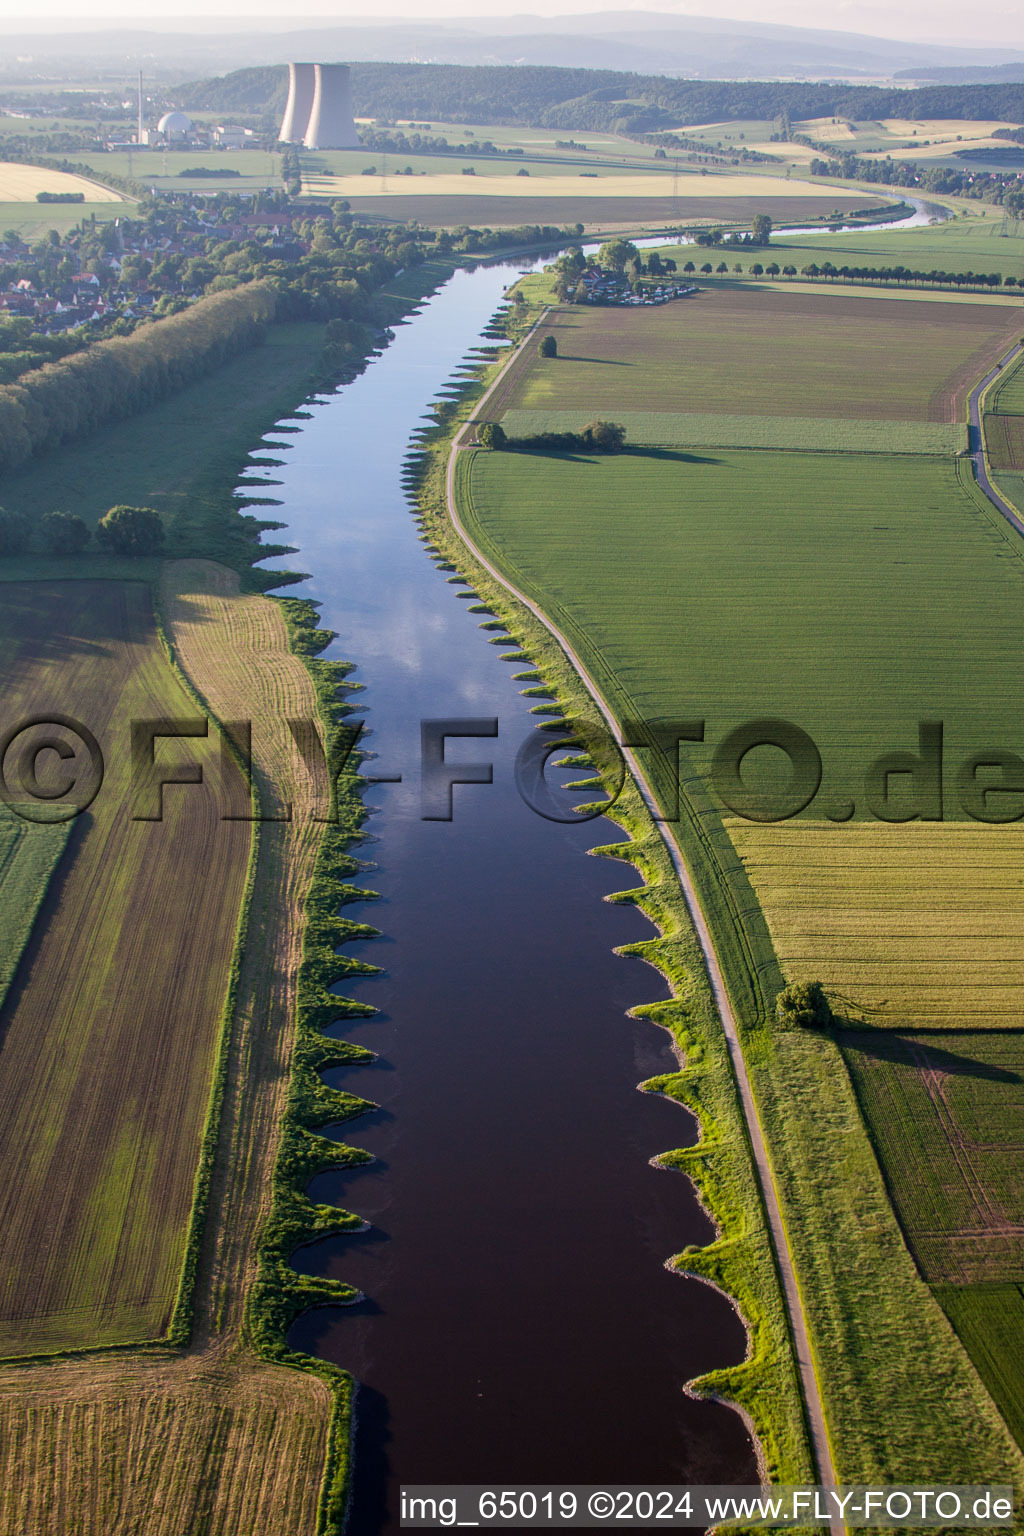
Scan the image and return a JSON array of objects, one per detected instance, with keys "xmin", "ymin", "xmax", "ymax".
[
  {"xmin": 728, "ymin": 820, "xmax": 1024, "ymax": 1028},
  {"xmin": 0, "ymin": 162, "xmax": 121, "ymax": 203},
  {"xmin": 306, "ymin": 170, "xmax": 866, "ymax": 202}
]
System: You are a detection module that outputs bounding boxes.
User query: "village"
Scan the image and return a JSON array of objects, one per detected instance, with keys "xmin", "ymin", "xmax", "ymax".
[{"xmin": 0, "ymin": 196, "xmax": 339, "ymax": 343}]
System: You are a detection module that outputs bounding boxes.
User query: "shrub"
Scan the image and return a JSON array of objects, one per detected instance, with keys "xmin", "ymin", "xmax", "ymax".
[
  {"xmin": 0, "ymin": 507, "xmax": 29, "ymax": 556},
  {"xmin": 95, "ymin": 504, "xmax": 165, "ymax": 556},
  {"xmin": 39, "ymin": 509, "xmax": 90, "ymax": 555},
  {"xmin": 775, "ymin": 980, "xmax": 834, "ymax": 1030},
  {"xmin": 478, "ymin": 421, "xmax": 507, "ymax": 449},
  {"xmin": 539, "ymin": 334, "xmax": 557, "ymax": 358},
  {"xmin": 581, "ymin": 419, "xmax": 626, "ymax": 453}
]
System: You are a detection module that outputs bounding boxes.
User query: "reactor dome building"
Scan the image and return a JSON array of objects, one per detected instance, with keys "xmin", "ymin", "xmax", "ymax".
[{"xmin": 279, "ymin": 62, "xmax": 361, "ymax": 151}]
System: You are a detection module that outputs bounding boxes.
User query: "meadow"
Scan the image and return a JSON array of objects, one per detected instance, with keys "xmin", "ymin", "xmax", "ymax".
[
  {"xmin": 489, "ymin": 288, "xmax": 1018, "ymax": 423},
  {"xmin": 0, "ymin": 580, "xmax": 252, "ymax": 1356},
  {"xmin": 0, "ymin": 321, "xmax": 326, "ymax": 570}
]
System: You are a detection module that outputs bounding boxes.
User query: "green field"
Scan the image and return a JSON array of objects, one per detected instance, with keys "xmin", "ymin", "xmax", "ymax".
[
  {"xmin": 499, "ymin": 408, "xmax": 963, "ymax": 455},
  {"xmin": 0, "ymin": 200, "xmax": 133, "ymax": 238},
  {"xmin": 843, "ymin": 1030, "xmax": 1024, "ymax": 1283},
  {"xmin": 652, "ymin": 215, "xmax": 1024, "ymax": 281},
  {"xmin": 0, "ymin": 807, "xmax": 70, "ymax": 1009},
  {"xmin": 488, "ymin": 288, "xmax": 1018, "ymax": 423},
  {"xmin": 937, "ymin": 1284, "xmax": 1024, "ymax": 1448}
]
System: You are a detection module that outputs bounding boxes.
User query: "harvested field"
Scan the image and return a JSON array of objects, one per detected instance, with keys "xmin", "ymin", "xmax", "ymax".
[
  {"xmin": 0, "ymin": 808, "xmax": 69, "ymax": 1011},
  {"xmin": 339, "ymin": 193, "xmax": 874, "ymax": 227},
  {"xmin": 983, "ymin": 412, "xmax": 1024, "ymax": 470},
  {"xmin": 0, "ymin": 162, "xmax": 121, "ymax": 203},
  {"xmin": 486, "ymin": 288, "xmax": 1020, "ymax": 423},
  {"xmin": 936, "ymin": 1283, "xmax": 1024, "ymax": 1448},
  {"xmin": 0, "ymin": 1351, "xmax": 329, "ymax": 1536},
  {"xmin": 842, "ymin": 1030, "xmax": 1024, "ymax": 1285},
  {"xmin": 321, "ymin": 171, "xmax": 863, "ymax": 200},
  {"xmin": 0, "ymin": 580, "xmax": 251, "ymax": 1356},
  {"xmin": 498, "ymin": 409, "xmax": 962, "ymax": 456}
]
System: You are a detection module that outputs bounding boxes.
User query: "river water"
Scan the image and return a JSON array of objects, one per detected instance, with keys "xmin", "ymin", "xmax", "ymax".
[{"xmin": 251, "ymin": 259, "xmax": 757, "ymax": 1532}]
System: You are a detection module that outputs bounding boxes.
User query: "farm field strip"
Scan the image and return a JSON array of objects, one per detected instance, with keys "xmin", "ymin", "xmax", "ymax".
[
  {"xmin": 0, "ymin": 161, "xmax": 122, "ymax": 203},
  {"xmin": 485, "ymin": 288, "xmax": 1019, "ymax": 422},
  {"xmin": 306, "ymin": 170, "xmax": 866, "ymax": 200},
  {"xmin": 0, "ymin": 580, "xmax": 252, "ymax": 1357},
  {"xmin": 498, "ymin": 408, "xmax": 963, "ymax": 455}
]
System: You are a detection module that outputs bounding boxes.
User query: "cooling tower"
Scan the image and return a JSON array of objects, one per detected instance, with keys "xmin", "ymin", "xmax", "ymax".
[
  {"xmin": 279, "ymin": 62, "xmax": 316, "ymax": 144},
  {"xmin": 304, "ymin": 63, "xmax": 361, "ymax": 150}
]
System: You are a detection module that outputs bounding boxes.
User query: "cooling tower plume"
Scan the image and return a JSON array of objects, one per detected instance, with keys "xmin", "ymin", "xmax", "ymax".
[
  {"xmin": 304, "ymin": 63, "xmax": 361, "ymax": 150},
  {"xmin": 279, "ymin": 62, "xmax": 316, "ymax": 144}
]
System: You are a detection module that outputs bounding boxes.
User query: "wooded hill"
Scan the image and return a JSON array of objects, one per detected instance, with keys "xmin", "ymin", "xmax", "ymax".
[{"xmin": 176, "ymin": 61, "xmax": 1024, "ymax": 132}]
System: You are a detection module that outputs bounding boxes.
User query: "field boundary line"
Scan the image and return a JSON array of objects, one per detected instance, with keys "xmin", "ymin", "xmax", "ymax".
[{"xmin": 447, "ymin": 318, "xmax": 844, "ymax": 1529}]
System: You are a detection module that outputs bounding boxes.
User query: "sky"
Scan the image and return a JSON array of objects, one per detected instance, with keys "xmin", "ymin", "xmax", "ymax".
[{"xmin": 1, "ymin": 0, "xmax": 1022, "ymax": 49}]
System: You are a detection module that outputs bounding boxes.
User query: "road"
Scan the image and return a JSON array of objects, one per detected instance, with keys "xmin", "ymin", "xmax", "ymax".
[
  {"xmin": 967, "ymin": 340, "xmax": 1024, "ymax": 535},
  {"xmin": 445, "ymin": 315, "xmax": 845, "ymax": 1531}
]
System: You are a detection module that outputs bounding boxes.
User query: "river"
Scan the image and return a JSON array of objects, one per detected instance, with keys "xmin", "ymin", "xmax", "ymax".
[{"xmin": 250, "ymin": 256, "xmax": 758, "ymax": 1532}]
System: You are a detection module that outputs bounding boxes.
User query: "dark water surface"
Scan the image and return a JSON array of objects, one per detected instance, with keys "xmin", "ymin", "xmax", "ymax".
[{"xmin": 253, "ymin": 260, "xmax": 757, "ymax": 1532}]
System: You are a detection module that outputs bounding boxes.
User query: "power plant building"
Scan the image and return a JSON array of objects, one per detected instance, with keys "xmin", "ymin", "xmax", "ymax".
[{"xmin": 279, "ymin": 62, "xmax": 361, "ymax": 151}]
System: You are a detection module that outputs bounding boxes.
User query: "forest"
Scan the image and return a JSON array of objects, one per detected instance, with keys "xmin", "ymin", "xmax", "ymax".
[{"xmin": 177, "ymin": 60, "xmax": 1024, "ymax": 133}]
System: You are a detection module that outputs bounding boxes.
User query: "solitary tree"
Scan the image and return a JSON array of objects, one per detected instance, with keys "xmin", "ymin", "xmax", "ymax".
[
  {"xmin": 539, "ymin": 334, "xmax": 558, "ymax": 358},
  {"xmin": 700, "ymin": 262, "xmax": 713, "ymax": 275},
  {"xmin": 775, "ymin": 980, "xmax": 834, "ymax": 1031},
  {"xmin": 751, "ymin": 262, "xmax": 764, "ymax": 277},
  {"xmin": 39, "ymin": 510, "xmax": 90, "ymax": 556},
  {"xmin": 478, "ymin": 422, "xmax": 506, "ymax": 450},
  {"xmin": 96, "ymin": 505, "xmax": 165, "ymax": 556},
  {"xmin": 682, "ymin": 260, "xmax": 695, "ymax": 274},
  {"xmin": 716, "ymin": 261, "xmax": 728, "ymax": 274},
  {"xmin": 751, "ymin": 212, "xmax": 773, "ymax": 245}
]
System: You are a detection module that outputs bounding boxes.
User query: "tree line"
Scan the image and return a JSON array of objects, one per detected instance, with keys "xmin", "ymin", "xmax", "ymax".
[
  {"xmin": 808, "ymin": 150, "xmax": 1021, "ymax": 203},
  {"xmin": 0, "ymin": 282, "xmax": 277, "ymax": 474}
]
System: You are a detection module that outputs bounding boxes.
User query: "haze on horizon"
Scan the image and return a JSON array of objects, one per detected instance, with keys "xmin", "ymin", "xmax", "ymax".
[{"xmin": 2, "ymin": 0, "xmax": 1022, "ymax": 51}]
